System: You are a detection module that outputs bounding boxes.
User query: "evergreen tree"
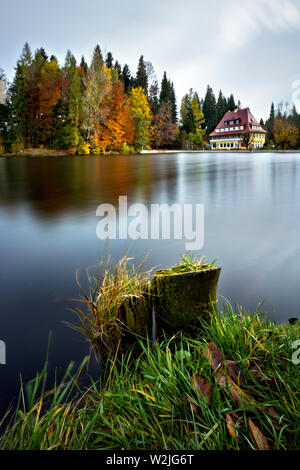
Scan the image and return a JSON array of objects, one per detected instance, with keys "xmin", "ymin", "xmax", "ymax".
[
  {"xmin": 227, "ymin": 94, "xmax": 236, "ymax": 111},
  {"xmin": 80, "ymin": 56, "xmax": 88, "ymax": 75},
  {"xmin": 121, "ymin": 64, "xmax": 131, "ymax": 94},
  {"xmin": 216, "ymin": 90, "xmax": 227, "ymax": 123},
  {"xmin": 149, "ymin": 80, "xmax": 160, "ymax": 115},
  {"xmin": 180, "ymin": 89, "xmax": 195, "ymax": 134},
  {"xmin": 60, "ymin": 51, "xmax": 82, "ymax": 151},
  {"xmin": 9, "ymin": 43, "xmax": 34, "ymax": 144},
  {"xmin": 91, "ymin": 44, "xmax": 103, "ymax": 72},
  {"xmin": 105, "ymin": 52, "xmax": 113, "ymax": 69},
  {"xmin": 202, "ymin": 85, "xmax": 217, "ymax": 134},
  {"xmin": 26, "ymin": 47, "xmax": 48, "ymax": 146},
  {"xmin": 135, "ymin": 55, "xmax": 148, "ymax": 96},
  {"xmin": 265, "ymin": 103, "xmax": 275, "ymax": 141},
  {"xmin": 114, "ymin": 60, "xmax": 122, "ymax": 78},
  {"xmin": 159, "ymin": 72, "xmax": 177, "ymax": 122}
]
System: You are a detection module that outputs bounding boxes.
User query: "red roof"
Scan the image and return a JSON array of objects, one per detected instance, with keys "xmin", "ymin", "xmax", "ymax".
[{"xmin": 209, "ymin": 107, "xmax": 267, "ymax": 137}]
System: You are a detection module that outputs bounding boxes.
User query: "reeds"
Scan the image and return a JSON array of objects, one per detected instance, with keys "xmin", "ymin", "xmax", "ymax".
[{"xmin": 71, "ymin": 256, "xmax": 152, "ymax": 361}]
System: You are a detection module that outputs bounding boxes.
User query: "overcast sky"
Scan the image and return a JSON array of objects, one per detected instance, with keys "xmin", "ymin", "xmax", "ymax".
[{"xmin": 1, "ymin": 0, "xmax": 300, "ymax": 120}]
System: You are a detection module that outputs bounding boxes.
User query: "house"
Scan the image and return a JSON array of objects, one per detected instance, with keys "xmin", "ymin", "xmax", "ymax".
[{"xmin": 209, "ymin": 107, "xmax": 267, "ymax": 150}]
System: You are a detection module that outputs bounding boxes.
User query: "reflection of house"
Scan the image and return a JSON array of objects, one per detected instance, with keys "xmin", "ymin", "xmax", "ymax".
[{"xmin": 209, "ymin": 107, "xmax": 267, "ymax": 150}]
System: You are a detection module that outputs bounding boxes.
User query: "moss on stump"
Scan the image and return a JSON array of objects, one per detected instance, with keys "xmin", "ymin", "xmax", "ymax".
[{"xmin": 151, "ymin": 267, "xmax": 221, "ymax": 333}]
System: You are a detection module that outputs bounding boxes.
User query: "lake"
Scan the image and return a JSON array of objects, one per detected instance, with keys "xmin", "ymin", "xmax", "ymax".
[{"xmin": 0, "ymin": 152, "xmax": 300, "ymax": 412}]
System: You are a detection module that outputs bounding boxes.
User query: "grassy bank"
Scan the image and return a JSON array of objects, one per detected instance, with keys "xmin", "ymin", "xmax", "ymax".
[{"xmin": 1, "ymin": 304, "xmax": 299, "ymax": 450}]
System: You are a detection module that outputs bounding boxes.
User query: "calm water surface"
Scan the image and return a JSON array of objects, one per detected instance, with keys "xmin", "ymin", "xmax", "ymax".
[{"xmin": 0, "ymin": 152, "xmax": 300, "ymax": 411}]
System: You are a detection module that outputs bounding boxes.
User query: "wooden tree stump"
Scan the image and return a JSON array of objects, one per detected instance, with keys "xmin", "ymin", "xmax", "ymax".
[{"xmin": 151, "ymin": 267, "xmax": 221, "ymax": 333}]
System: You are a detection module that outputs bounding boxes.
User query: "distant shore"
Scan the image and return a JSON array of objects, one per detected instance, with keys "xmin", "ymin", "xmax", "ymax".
[{"xmin": 1, "ymin": 148, "xmax": 300, "ymax": 157}]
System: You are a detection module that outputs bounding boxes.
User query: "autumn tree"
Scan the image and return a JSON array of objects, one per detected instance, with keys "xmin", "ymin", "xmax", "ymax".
[
  {"xmin": 242, "ymin": 132, "xmax": 253, "ymax": 149},
  {"xmin": 273, "ymin": 118, "xmax": 299, "ymax": 150},
  {"xmin": 81, "ymin": 57, "xmax": 112, "ymax": 143},
  {"xmin": 190, "ymin": 93, "xmax": 205, "ymax": 148},
  {"xmin": 104, "ymin": 81, "xmax": 134, "ymax": 151},
  {"xmin": 38, "ymin": 57, "xmax": 61, "ymax": 145},
  {"xmin": 152, "ymin": 102, "xmax": 178, "ymax": 148},
  {"xmin": 129, "ymin": 86, "xmax": 152, "ymax": 151}
]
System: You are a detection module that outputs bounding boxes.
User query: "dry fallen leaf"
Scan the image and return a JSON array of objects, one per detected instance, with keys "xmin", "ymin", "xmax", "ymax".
[
  {"xmin": 202, "ymin": 342, "xmax": 224, "ymax": 371},
  {"xmin": 187, "ymin": 395, "xmax": 200, "ymax": 414},
  {"xmin": 190, "ymin": 375, "xmax": 211, "ymax": 406},
  {"xmin": 250, "ymin": 368, "xmax": 275, "ymax": 387},
  {"xmin": 268, "ymin": 407, "xmax": 282, "ymax": 431},
  {"xmin": 226, "ymin": 414, "xmax": 239, "ymax": 442},
  {"xmin": 225, "ymin": 360, "xmax": 245, "ymax": 386},
  {"xmin": 229, "ymin": 385, "xmax": 243, "ymax": 408},
  {"xmin": 217, "ymin": 375, "xmax": 244, "ymax": 408},
  {"xmin": 248, "ymin": 418, "xmax": 269, "ymax": 450}
]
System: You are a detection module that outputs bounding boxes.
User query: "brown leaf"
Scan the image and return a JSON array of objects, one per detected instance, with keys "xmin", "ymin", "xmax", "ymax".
[
  {"xmin": 250, "ymin": 368, "xmax": 275, "ymax": 387},
  {"xmin": 202, "ymin": 342, "xmax": 224, "ymax": 371},
  {"xmin": 217, "ymin": 375, "xmax": 243, "ymax": 408},
  {"xmin": 187, "ymin": 395, "xmax": 200, "ymax": 414},
  {"xmin": 248, "ymin": 418, "xmax": 269, "ymax": 450},
  {"xmin": 229, "ymin": 385, "xmax": 243, "ymax": 408},
  {"xmin": 226, "ymin": 414, "xmax": 239, "ymax": 442},
  {"xmin": 190, "ymin": 375, "xmax": 211, "ymax": 406},
  {"xmin": 217, "ymin": 374, "xmax": 227, "ymax": 387},
  {"xmin": 225, "ymin": 360, "xmax": 245, "ymax": 386},
  {"xmin": 268, "ymin": 407, "xmax": 282, "ymax": 431}
]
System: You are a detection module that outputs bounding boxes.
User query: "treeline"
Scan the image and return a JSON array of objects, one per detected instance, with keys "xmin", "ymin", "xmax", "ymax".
[
  {"xmin": 0, "ymin": 43, "xmax": 178, "ymax": 154},
  {"xmin": 0, "ymin": 43, "xmax": 243, "ymax": 154}
]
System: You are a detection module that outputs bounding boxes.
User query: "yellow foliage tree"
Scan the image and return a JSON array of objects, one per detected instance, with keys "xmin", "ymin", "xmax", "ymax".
[
  {"xmin": 274, "ymin": 118, "xmax": 299, "ymax": 150},
  {"xmin": 129, "ymin": 87, "xmax": 152, "ymax": 151}
]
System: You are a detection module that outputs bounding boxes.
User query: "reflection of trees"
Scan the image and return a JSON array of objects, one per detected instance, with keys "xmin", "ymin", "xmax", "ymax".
[
  {"xmin": 0, "ymin": 156, "xmax": 156, "ymax": 219},
  {"xmin": 1, "ymin": 154, "xmax": 300, "ymax": 227}
]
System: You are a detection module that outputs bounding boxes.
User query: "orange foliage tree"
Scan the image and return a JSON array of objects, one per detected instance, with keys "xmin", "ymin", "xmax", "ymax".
[
  {"xmin": 38, "ymin": 58, "xmax": 61, "ymax": 145},
  {"xmin": 98, "ymin": 81, "xmax": 134, "ymax": 152}
]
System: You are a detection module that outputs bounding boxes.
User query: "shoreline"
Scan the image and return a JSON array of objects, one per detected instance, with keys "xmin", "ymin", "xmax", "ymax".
[{"xmin": 1, "ymin": 148, "xmax": 300, "ymax": 158}]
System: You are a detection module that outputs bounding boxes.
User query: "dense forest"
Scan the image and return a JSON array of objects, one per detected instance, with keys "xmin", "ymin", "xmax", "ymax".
[{"xmin": 0, "ymin": 43, "xmax": 300, "ymax": 154}]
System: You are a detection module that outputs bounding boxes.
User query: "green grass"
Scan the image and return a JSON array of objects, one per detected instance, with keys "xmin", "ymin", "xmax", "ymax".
[
  {"xmin": 155, "ymin": 254, "xmax": 218, "ymax": 276},
  {"xmin": 1, "ymin": 303, "xmax": 299, "ymax": 450},
  {"xmin": 70, "ymin": 255, "xmax": 152, "ymax": 361}
]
